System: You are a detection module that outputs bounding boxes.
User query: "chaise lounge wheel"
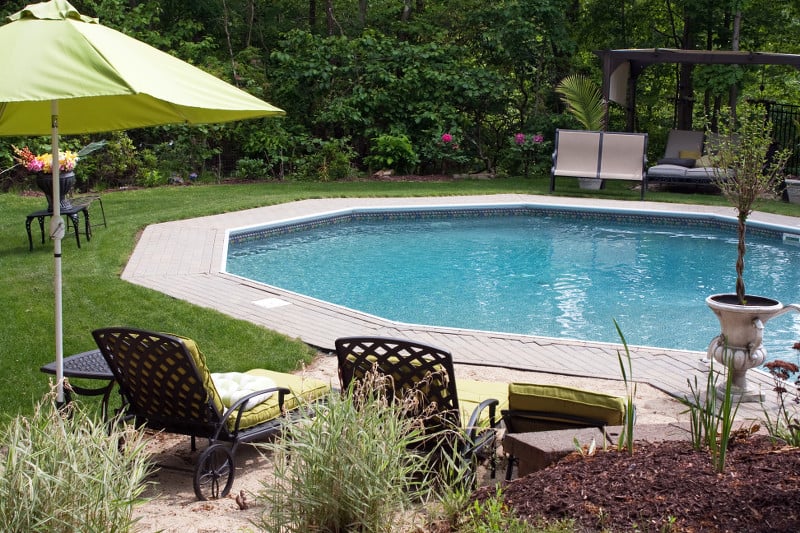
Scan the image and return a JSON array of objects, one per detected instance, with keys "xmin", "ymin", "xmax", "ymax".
[{"xmin": 194, "ymin": 443, "xmax": 235, "ymax": 500}]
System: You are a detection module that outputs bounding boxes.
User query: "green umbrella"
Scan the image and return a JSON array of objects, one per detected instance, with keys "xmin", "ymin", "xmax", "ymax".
[{"xmin": 0, "ymin": 0, "xmax": 285, "ymax": 403}]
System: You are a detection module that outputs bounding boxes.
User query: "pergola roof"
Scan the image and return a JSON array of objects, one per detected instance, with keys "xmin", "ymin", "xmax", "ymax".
[{"xmin": 594, "ymin": 48, "xmax": 800, "ymax": 129}]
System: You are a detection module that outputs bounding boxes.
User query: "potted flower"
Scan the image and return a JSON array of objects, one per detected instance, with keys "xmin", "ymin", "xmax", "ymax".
[
  {"xmin": 704, "ymin": 103, "xmax": 798, "ymax": 399},
  {"xmin": 13, "ymin": 145, "xmax": 79, "ymax": 211}
]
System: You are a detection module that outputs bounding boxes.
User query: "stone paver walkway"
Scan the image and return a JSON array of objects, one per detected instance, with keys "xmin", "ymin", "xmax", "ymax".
[{"xmin": 123, "ymin": 194, "xmax": 800, "ymax": 419}]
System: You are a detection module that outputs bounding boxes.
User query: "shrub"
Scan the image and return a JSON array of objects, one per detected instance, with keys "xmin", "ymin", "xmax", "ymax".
[
  {"xmin": 416, "ymin": 131, "xmax": 472, "ymax": 175},
  {"xmin": 76, "ymin": 131, "xmax": 152, "ymax": 189},
  {"xmin": 234, "ymin": 157, "xmax": 272, "ymax": 180},
  {"xmin": 0, "ymin": 394, "xmax": 152, "ymax": 532},
  {"xmin": 291, "ymin": 138, "xmax": 356, "ymax": 181},
  {"xmin": 139, "ymin": 168, "xmax": 168, "ymax": 187},
  {"xmin": 365, "ymin": 133, "xmax": 419, "ymax": 174}
]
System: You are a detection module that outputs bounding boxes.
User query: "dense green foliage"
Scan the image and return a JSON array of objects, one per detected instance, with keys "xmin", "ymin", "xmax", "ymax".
[{"xmin": 3, "ymin": 0, "xmax": 800, "ymax": 189}]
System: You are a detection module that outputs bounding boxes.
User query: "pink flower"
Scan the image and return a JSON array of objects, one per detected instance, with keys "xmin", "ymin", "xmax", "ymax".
[
  {"xmin": 533, "ymin": 134, "xmax": 544, "ymax": 144},
  {"xmin": 441, "ymin": 133, "xmax": 453, "ymax": 143},
  {"xmin": 515, "ymin": 133, "xmax": 525, "ymax": 145}
]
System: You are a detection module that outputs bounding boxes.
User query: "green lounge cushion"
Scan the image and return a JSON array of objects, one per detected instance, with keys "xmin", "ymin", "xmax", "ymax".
[
  {"xmin": 176, "ymin": 335, "xmax": 227, "ymax": 416},
  {"xmin": 507, "ymin": 382, "xmax": 625, "ymax": 430},
  {"xmin": 457, "ymin": 379, "xmax": 509, "ymax": 428},
  {"xmin": 178, "ymin": 334, "xmax": 330, "ymax": 431},
  {"xmin": 244, "ymin": 369, "xmax": 330, "ymax": 426}
]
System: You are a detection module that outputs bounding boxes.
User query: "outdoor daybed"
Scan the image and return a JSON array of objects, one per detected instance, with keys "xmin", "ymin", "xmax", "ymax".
[{"xmin": 646, "ymin": 129, "xmax": 729, "ymax": 186}]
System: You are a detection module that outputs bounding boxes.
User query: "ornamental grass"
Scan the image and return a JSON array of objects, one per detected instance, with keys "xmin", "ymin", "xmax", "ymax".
[{"xmin": 0, "ymin": 392, "xmax": 152, "ymax": 532}]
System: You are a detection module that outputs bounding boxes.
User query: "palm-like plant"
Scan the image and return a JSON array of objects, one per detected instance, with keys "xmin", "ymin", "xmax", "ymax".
[{"xmin": 555, "ymin": 74, "xmax": 606, "ymax": 131}]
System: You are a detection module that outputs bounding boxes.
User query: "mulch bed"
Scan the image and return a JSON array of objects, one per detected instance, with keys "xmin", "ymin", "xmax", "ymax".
[{"xmin": 476, "ymin": 434, "xmax": 800, "ymax": 532}]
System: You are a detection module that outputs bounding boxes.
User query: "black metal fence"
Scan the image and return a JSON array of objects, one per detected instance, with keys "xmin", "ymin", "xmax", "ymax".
[{"xmin": 754, "ymin": 100, "xmax": 800, "ymax": 177}]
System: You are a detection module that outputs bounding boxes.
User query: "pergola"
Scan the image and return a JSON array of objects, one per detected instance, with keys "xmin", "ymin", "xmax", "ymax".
[{"xmin": 594, "ymin": 48, "xmax": 800, "ymax": 131}]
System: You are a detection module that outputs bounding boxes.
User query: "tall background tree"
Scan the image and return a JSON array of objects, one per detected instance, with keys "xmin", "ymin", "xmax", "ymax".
[{"xmin": 2, "ymin": 0, "xmax": 799, "ymax": 187}]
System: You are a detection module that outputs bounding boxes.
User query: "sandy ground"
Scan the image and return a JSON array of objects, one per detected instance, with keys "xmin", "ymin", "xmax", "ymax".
[{"xmin": 132, "ymin": 353, "xmax": 688, "ymax": 532}]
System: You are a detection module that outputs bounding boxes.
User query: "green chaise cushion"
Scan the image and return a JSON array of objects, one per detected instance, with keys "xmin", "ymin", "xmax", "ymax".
[
  {"xmin": 456, "ymin": 379, "xmax": 509, "ymax": 428},
  {"xmin": 178, "ymin": 335, "xmax": 330, "ymax": 431},
  {"xmin": 177, "ymin": 335, "xmax": 227, "ymax": 416},
  {"xmin": 243, "ymin": 369, "xmax": 330, "ymax": 429},
  {"xmin": 506, "ymin": 382, "xmax": 625, "ymax": 431}
]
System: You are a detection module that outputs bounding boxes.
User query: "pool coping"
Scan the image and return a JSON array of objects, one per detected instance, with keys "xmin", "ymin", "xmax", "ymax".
[{"xmin": 122, "ymin": 193, "xmax": 800, "ymax": 416}]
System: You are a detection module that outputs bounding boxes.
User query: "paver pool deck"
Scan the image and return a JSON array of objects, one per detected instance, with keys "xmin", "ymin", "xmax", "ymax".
[{"xmin": 122, "ymin": 194, "xmax": 800, "ymax": 418}]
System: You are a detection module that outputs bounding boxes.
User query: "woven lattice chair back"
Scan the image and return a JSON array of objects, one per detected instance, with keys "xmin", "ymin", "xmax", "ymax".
[
  {"xmin": 335, "ymin": 336, "xmax": 461, "ymax": 436},
  {"xmin": 93, "ymin": 327, "xmax": 223, "ymax": 437}
]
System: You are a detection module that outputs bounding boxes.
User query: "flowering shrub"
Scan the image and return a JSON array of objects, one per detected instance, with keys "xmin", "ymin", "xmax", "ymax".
[
  {"xmin": 13, "ymin": 145, "xmax": 78, "ymax": 173},
  {"xmin": 510, "ymin": 132, "xmax": 549, "ymax": 177},
  {"xmin": 417, "ymin": 131, "xmax": 470, "ymax": 174}
]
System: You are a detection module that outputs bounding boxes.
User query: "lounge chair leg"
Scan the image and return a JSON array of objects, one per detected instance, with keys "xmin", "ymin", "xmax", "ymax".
[{"xmin": 505, "ymin": 456, "xmax": 516, "ymax": 481}]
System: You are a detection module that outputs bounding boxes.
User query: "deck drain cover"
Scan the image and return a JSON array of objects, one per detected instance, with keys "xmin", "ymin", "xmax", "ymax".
[{"xmin": 253, "ymin": 298, "xmax": 291, "ymax": 309}]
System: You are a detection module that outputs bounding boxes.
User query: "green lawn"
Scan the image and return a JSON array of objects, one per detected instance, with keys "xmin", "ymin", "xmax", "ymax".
[{"xmin": 2, "ymin": 175, "xmax": 798, "ymax": 417}]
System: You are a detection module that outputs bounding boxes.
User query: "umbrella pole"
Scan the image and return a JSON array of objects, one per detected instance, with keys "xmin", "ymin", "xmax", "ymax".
[{"xmin": 51, "ymin": 100, "xmax": 65, "ymax": 405}]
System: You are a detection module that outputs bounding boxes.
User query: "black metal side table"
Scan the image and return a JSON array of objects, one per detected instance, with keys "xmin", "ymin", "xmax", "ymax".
[
  {"xmin": 25, "ymin": 195, "xmax": 106, "ymax": 251},
  {"xmin": 40, "ymin": 349, "xmax": 115, "ymax": 419}
]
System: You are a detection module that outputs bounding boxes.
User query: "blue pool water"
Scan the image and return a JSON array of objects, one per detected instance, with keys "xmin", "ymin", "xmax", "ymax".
[{"xmin": 226, "ymin": 207, "xmax": 800, "ymax": 364}]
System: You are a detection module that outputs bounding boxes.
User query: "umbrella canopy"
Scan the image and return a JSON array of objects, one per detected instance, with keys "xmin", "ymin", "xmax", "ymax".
[
  {"xmin": 0, "ymin": 0, "xmax": 285, "ymax": 403},
  {"xmin": 0, "ymin": 0, "xmax": 284, "ymax": 135}
]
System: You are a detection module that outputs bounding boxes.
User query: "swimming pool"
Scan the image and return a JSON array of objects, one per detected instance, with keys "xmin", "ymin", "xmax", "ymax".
[{"xmin": 225, "ymin": 205, "xmax": 800, "ymax": 364}]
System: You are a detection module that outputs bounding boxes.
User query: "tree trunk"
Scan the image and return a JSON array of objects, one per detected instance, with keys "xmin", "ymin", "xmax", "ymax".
[
  {"xmin": 677, "ymin": 10, "xmax": 694, "ymax": 130},
  {"xmin": 246, "ymin": 0, "xmax": 254, "ymax": 48},
  {"xmin": 359, "ymin": 0, "xmax": 367, "ymax": 26},
  {"xmin": 221, "ymin": 0, "xmax": 238, "ymax": 86},
  {"xmin": 326, "ymin": 0, "xmax": 335, "ymax": 36},
  {"xmin": 401, "ymin": 0, "xmax": 411, "ymax": 22},
  {"xmin": 736, "ymin": 214, "xmax": 747, "ymax": 304},
  {"xmin": 729, "ymin": 9, "xmax": 742, "ymax": 116}
]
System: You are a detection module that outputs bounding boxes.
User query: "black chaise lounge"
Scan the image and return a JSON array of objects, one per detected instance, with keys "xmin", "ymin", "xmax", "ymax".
[{"xmin": 93, "ymin": 327, "xmax": 329, "ymax": 500}]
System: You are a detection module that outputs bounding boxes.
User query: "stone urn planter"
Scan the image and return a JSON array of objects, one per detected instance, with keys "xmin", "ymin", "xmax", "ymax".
[
  {"xmin": 785, "ymin": 178, "xmax": 800, "ymax": 204},
  {"xmin": 706, "ymin": 294, "xmax": 800, "ymax": 400},
  {"xmin": 35, "ymin": 171, "xmax": 75, "ymax": 211}
]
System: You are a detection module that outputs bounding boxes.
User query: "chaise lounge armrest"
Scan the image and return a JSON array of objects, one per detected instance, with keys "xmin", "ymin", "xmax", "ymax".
[
  {"xmin": 216, "ymin": 386, "xmax": 291, "ymax": 438},
  {"xmin": 462, "ymin": 397, "xmax": 500, "ymax": 456}
]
